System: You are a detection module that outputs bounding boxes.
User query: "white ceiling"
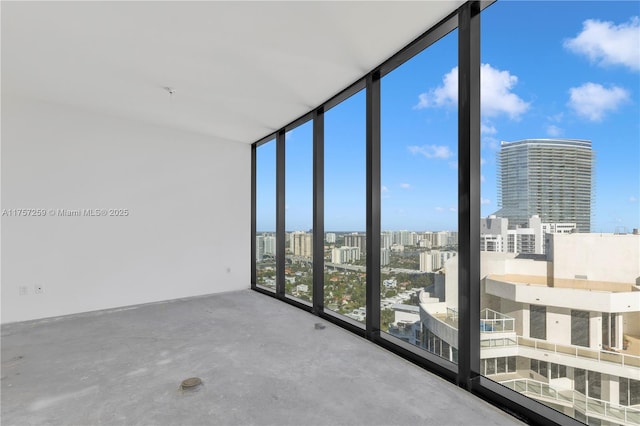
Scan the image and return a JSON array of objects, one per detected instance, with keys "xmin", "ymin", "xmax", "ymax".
[{"xmin": 2, "ymin": 1, "xmax": 464, "ymax": 145}]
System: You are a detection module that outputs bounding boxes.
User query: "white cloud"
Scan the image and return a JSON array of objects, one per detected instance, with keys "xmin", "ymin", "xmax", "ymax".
[
  {"xmin": 564, "ymin": 17, "xmax": 640, "ymax": 71},
  {"xmin": 381, "ymin": 186, "xmax": 389, "ymax": 193},
  {"xmin": 414, "ymin": 64, "xmax": 530, "ymax": 120},
  {"xmin": 400, "ymin": 183, "xmax": 412, "ymax": 189},
  {"xmin": 481, "ymin": 174, "xmax": 486, "ymax": 183},
  {"xmin": 480, "ymin": 158, "xmax": 487, "ymax": 166},
  {"xmin": 414, "ymin": 93, "xmax": 431, "ymax": 110},
  {"xmin": 408, "ymin": 144, "xmax": 454, "ymax": 159},
  {"xmin": 481, "ymin": 198, "xmax": 491, "ymax": 205},
  {"xmin": 481, "ymin": 122, "xmax": 497, "ymax": 135},
  {"xmin": 435, "ymin": 207, "xmax": 445, "ymax": 212},
  {"xmin": 548, "ymin": 112, "xmax": 564, "ymax": 123},
  {"xmin": 568, "ymin": 82, "xmax": 629, "ymax": 121},
  {"xmin": 449, "ymin": 207, "xmax": 457, "ymax": 212},
  {"xmin": 630, "ymin": 196, "xmax": 638, "ymax": 203},
  {"xmin": 481, "ymin": 64, "xmax": 530, "ymax": 119},
  {"xmin": 546, "ymin": 125, "xmax": 563, "ymax": 137},
  {"xmin": 414, "ymin": 67, "xmax": 458, "ymax": 109},
  {"xmin": 482, "ymin": 136, "xmax": 500, "ymax": 151}
]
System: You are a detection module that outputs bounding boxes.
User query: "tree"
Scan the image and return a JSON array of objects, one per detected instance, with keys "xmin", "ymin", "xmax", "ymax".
[{"xmin": 381, "ymin": 309, "xmax": 395, "ymax": 332}]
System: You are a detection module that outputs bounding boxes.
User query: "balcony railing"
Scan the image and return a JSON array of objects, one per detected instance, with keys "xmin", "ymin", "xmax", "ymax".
[
  {"xmin": 442, "ymin": 307, "xmax": 516, "ymax": 334},
  {"xmin": 446, "ymin": 307, "xmax": 458, "ymax": 323},
  {"xmin": 518, "ymin": 336, "xmax": 640, "ymax": 369},
  {"xmin": 480, "ymin": 308, "xmax": 515, "ymax": 333},
  {"xmin": 501, "ymin": 379, "xmax": 640, "ymax": 425},
  {"xmin": 502, "ymin": 378, "xmax": 573, "ymax": 404},
  {"xmin": 480, "ymin": 337, "xmax": 518, "ymax": 348},
  {"xmin": 388, "ymin": 321, "xmax": 416, "ymax": 339}
]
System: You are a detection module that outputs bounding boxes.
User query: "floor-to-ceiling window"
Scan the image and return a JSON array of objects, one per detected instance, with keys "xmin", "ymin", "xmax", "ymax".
[
  {"xmin": 255, "ymin": 139, "xmax": 277, "ymax": 291},
  {"xmin": 323, "ymin": 90, "xmax": 367, "ymax": 323},
  {"xmin": 480, "ymin": 2, "xmax": 640, "ymax": 425},
  {"xmin": 252, "ymin": 2, "xmax": 639, "ymax": 424},
  {"xmin": 380, "ymin": 29, "xmax": 459, "ymax": 361},
  {"xmin": 285, "ymin": 121, "xmax": 314, "ymax": 304}
]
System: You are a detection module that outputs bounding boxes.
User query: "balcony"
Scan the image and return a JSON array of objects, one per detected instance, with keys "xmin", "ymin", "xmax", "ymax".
[
  {"xmin": 479, "ymin": 309, "xmax": 519, "ymax": 357},
  {"xmin": 501, "ymin": 379, "xmax": 640, "ymax": 426},
  {"xmin": 421, "ymin": 306, "xmax": 520, "ymax": 355},
  {"xmin": 517, "ymin": 337, "xmax": 640, "ymax": 378},
  {"xmin": 481, "ymin": 308, "xmax": 516, "ymax": 333}
]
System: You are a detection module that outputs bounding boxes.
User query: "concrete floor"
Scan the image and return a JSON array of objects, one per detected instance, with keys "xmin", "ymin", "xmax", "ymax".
[{"xmin": 1, "ymin": 290, "xmax": 524, "ymax": 426}]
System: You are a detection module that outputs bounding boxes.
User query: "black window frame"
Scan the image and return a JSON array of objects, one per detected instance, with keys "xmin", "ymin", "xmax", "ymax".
[{"xmin": 251, "ymin": 2, "xmax": 584, "ymax": 425}]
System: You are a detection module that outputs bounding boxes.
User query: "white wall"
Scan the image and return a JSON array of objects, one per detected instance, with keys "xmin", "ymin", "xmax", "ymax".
[
  {"xmin": 1, "ymin": 97, "xmax": 250, "ymax": 323},
  {"xmin": 546, "ymin": 306, "xmax": 571, "ymax": 345},
  {"xmin": 550, "ymin": 233, "xmax": 640, "ymax": 283}
]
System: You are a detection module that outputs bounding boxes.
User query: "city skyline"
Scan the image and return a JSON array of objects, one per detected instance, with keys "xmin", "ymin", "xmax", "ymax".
[{"xmin": 257, "ymin": 1, "xmax": 639, "ymax": 234}]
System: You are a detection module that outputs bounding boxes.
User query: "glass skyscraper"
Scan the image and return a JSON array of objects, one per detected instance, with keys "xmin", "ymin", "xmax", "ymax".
[{"xmin": 496, "ymin": 139, "xmax": 594, "ymax": 232}]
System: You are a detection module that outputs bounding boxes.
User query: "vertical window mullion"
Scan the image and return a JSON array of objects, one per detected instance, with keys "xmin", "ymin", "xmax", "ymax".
[
  {"xmin": 251, "ymin": 144, "xmax": 257, "ymax": 288},
  {"xmin": 366, "ymin": 72, "xmax": 381, "ymax": 340},
  {"xmin": 457, "ymin": 0, "xmax": 481, "ymax": 390},
  {"xmin": 313, "ymin": 109, "xmax": 325, "ymax": 314},
  {"xmin": 276, "ymin": 130, "xmax": 286, "ymax": 299}
]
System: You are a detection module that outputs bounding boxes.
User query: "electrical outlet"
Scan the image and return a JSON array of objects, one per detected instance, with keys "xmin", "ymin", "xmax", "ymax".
[
  {"xmin": 19, "ymin": 286, "xmax": 28, "ymax": 296},
  {"xmin": 34, "ymin": 285, "xmax": 44, "ymax": 294}
]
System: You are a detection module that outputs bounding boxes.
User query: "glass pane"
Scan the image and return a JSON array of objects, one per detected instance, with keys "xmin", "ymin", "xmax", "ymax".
[
  {"xmin": 486, "ymin": 358, "xmax": 496, "ymax": 375},
  {"xmin": 530, "ymin": 305, "xmax": 546, "ymax": 340},
  {"xmin": 630, "ymin": 379, "xmax": 640, "ymax": 406},
  {"xmin": 620, "ymin": 378, "xmax": 629, "ymax": 406},
  {"xmin": 588, "ymin": 371, "xmax": 601, "ymax": 399},
  {"xmin": 324, "ymin": 90, "xmax": 366, "ymax": 322},
  {"xmin": 571, "ymin": 310, "xmax": 590, "ymax": 347},
  {"xmin": 255, "ymin": 140, "xmax": 277, "ymax": 291},
  {"xmin": 285, "ymin": 121, "xmax": 313, "ymax": 303},
  {"xmin": 380, "ymin": 28, "xmax": 458, "ymax": 361},
  {"xmin": 480, "ymin": 1, "xmax": 640, "ymax": 423},
  {"xmin": 539, "ymin": 362, "xmax": 548, "ymax": 380},
  {"xmin": 575, "ymin": 369, "xmax": 586, "ymax": 395}
]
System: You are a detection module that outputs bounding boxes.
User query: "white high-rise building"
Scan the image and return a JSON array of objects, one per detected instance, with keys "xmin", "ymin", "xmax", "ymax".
[
  {"xmin": 344, "ymin": 233, "xmax": 366, "ymax": 253},
  {"xmin": 381, "ymin": 248, "xmax": 390, "ymax": 267},
  {"xmin": 392, "ymin": 230, "xmax": 411, "ymax": 246},
  {"xmin": 263, "ymin": 235, "xmax": 276, "ymax": 256},
  {"xmin": 542, "ymin": 223, "xmax": 577, "ymax": 234},
  {"xmin": 420, "ymin": 250, "xmax": 441, "ymax": 273},
  {"xmin": 290, "ymin": 232, "xmax": 312, "ymax": 258},
  {"xmin": 325, "ymin": 232, "xmax": 336, "ymax": 243},
  {"xmin": 381, "ymin": 233, "xmax": 393, "ymax": 250},
  {"xmin": 481, "ymin": 215, "xmax": 577, "ymax": 255},
  {"xmin": 256, "ymin": 236, "xmax": 265, "ymax": 261},
  {"xmin": 331, "ymin": 246, "xmax": 361, "ymax": 264},
  {"xmin": 420, "ymin": 250, "xmax": 457, "ymax": 272},
  {"xmin": 496, "ymin": 139, "xmax": 594, "ymax": 233}
]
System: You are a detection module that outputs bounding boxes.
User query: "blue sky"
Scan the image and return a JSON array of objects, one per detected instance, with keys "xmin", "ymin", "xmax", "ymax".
[{"xmin": 258, "ymin": 1, "xmax": 639, "ymax": 233}]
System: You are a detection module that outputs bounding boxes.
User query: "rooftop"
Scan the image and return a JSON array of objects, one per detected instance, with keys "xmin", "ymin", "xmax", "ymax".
[{"xmin": 487, "ymin": 274, "xmax": 639, "ymax": 293}]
